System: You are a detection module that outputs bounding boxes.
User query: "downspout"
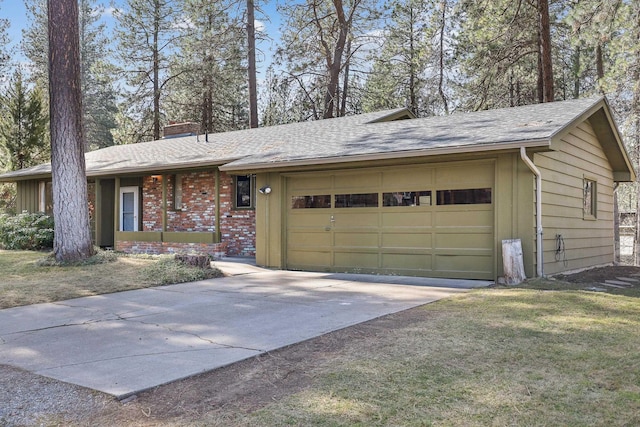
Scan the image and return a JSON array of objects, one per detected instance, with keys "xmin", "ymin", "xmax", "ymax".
[{"xmin": 520, "ymin": 147, "xmax": 544, "ymax": 277}]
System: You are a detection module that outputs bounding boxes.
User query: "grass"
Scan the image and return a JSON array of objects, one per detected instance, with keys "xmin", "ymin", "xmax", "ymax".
[
  {"xmin": 197, "ymin": 287, "xmax": 640, "ymax": 426},
  {"xmin": 0, "ymin": 249, "xmax": 222, "ymax": 309}
]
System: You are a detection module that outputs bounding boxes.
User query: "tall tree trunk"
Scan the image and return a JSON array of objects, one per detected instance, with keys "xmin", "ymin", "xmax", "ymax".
[
  {"xmin": 538, "ymin": 0, "xmax": 554, "ymax": 102},
  {"xmin": 339, "ymin": 38, "xmax": 351, "ymax": 117},
  {"xmin": 323, "ymin": 0, "xmax": 349, "ymax": 119},
  {"xmin": 572, "ymin": 46, "xmax": 580, "ymax": 99},
  {"xmin": 536, "ymin": 28, "xmax": 544, "ymax": 103},
  {"xmin": 437, "ymin": 0, "xmax": 449, "ymax": 114},
  {"xmin": 595, "ymin": 42, "xmax": 605, "ymax": 95},
  {"xmin": 48, "ymin": 0, "xmax": 93, "ymax": 262},
  {"xmin": 633, "ymin": 4, "xmax": 640, "ymax": 266},
  {"xmin": 152, "ymin": 1, "xmax": 161, "ymax": 140},
  {"xmin": 408, "ymin": 4, "xmax": 417, "ymax": 116},
  {"xmin": 247, "ymin": 0, "xmax": 258, "ymax": 128}
]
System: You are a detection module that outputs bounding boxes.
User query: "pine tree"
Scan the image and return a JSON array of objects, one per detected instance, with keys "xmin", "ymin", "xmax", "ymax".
[
  {"xmin": 453, "ymin": 0, "xmax": 554, "ymax": 110},
  {"xmin": 247, "ymin": 0, "xmax": 259, "ymax": 128},
  {"xmin": 363, "ymin": 0, "xmax": 434, "ymax": 116},
  {"xmin": 48, "ymin": 0, "xmax": 94, "ymax": 262},
  {"xmin": 0, "ymin": 1, "xmax": 9, "ymax": 79},
  {"xmin": 113, "ymin": 0, "xmax": 182, "ymax": 142},
  {"xmin": 0, "ymin": 69, "xmax": 49, "ymax": 171},
  {"xmin": 22, "ymin": 0, "xmax": 117, "ymax": 150},
  {"xmin": 163, "ymin": 0, "xmax": 248, "ymax": 134}
]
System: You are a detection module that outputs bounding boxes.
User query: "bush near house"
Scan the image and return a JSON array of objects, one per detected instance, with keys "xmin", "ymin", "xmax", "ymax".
[{"xmin": 0, "ymin": 211, "xmax": 54, "ymax": 250}]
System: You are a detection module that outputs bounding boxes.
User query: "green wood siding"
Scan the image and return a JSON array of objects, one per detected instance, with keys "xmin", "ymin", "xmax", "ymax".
[
  {"xmin": 16, "ymin": 180, "xmax": 40, "ymax": 213},
  {"xmin": 536, "ymin": 120, "xmax": 615, "ymax": 275}
]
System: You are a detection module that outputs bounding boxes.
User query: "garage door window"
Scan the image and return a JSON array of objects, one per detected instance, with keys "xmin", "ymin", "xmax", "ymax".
[
  {"xmin": 383, "ymin": 191, "xmax": 431, "ymax": 206},
  {"xmin": 292, "ymin": 195, "xmax": 331, "ymax": 209},
  {"xmin": 335, "ymin": 193, "xmax": 378, "ymax": 208},
  {"xmin": 436, "ymin": 188, "xmax": 491, "ymax": 205}
]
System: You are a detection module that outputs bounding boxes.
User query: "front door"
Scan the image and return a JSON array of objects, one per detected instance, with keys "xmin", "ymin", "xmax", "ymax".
[{"xmin": 119, "ymin": 186, "xmax": 139, "ymax": 231}]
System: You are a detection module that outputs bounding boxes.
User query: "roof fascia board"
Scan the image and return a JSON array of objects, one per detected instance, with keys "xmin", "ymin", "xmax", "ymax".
[
  {"xmin": 0, "ymin": 160, "xmax": 230, "ymax": 182},
  {"xmin": 84, "ymin": 160, "xmax": 228, "ymax": 178},
  {"xmin": 220, "ymin": 139, "xmax": 550, "ymax": 172},
  {"xmin": 549, "ymin": 97, "xmax": 636, "ymax": 182},
  {"xmin": 367, "ymin": 108, "xmax": 416, "ymax": 123},
  {"xmin": 0, "ymin": 173, "xmax": 52, "ymax": 182},
  {"xmin": 549, "ymin": 97, "xmax": 605, "ymax": 146}
]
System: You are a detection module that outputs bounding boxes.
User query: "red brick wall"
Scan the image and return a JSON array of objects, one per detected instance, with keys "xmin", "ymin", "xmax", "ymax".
[
  {"xmin": 116, "ymin": 240, "xmax": 228, "ymax": 258},
  {"xmin": 219, "ymin": 173, "xmax": 256, "ymax": 256},
  {"xmin": 163, "ymin": 122, "xmax": 200, "ymax": 138},
  {"xmin": 131, "ymin": 170, "xmax": 256, "ymax": 257},
  {"xmin": 142, "ymin": 176, "xmax": 163, "ymax": 231}
]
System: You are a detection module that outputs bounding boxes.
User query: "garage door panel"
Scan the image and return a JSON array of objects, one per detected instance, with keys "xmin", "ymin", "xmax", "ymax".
[
  {"xmin": 434, "ymin": 210, "xmax": 492, "ymax": 226},
  {"xmin": 288, "ymin": 250, "xmax": 332, "ymax": 268},
  {"xmin": 382, "ymin": 253, "xmax": 432, "ymax": 270},
  {"xmin": 334, "ymin": 232, "xmax": 379, "ymax": 248},
  {"xmin": 435, "ymin": 233, "xmax": 493, "ymax": 249},
  {"xmin": 382, "ymin": 211, "xmax": 432, "ymax": 227},
  {"xmin": 435, "ymin": 254, "xmax": 493, "ymax": 274},
  {"xmin": 436, "ymin": 163, "xmax": 493, "ymax": 185},
  {"xmin": 289, "ymin": 175, "xmax": 332, "ymax": 191},
  {"xmin": 382, "ymin": 233, "xmax": 432, "ymax": 248},
  {"xmin": 288, "ymin": 231, "xmax": 332, "ymax": 247},
  {"xmin": 334, "ymin": 212, "xmax": 379, "ymax": 227},
  {"xmin": 334, "ymin": 172, "xmax": 381, "ymax": 189},
  {"xmin": 288, "ymin": 213, "xmax": 330, "ymax": 228},
  {"xmin": 334, "ymin": 252, "xmax": 379, "ymax": 269},
  {"xmin": 382, "ymin": 168, "xmax": 433, "ymax": 187}
]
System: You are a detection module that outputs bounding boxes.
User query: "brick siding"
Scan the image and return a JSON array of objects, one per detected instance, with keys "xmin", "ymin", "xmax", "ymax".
[
  {"xmin": 116, "ymin": 241, "xmax": 228, "ymax": 258},
  {"xmin": 119, "ymin": 170, "xmax": 255, "ymax": 257}
]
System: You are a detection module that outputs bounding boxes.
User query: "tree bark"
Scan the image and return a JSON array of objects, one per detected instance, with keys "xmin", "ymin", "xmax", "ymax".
[
  {"xmin": 437, "ymin": 0, "xmax": 449, "ymax": 114},
  {"xmin": 323, "ymin": 0, "xmax": 350, "ymax": 119},
  {"xmin": 339, "ymin": 38, "xmax": 351, "ymax": 117},
  {"xmin": 48, "ymin": 0, "xmax": 93, "ymax": 262},
  {"xmin": 247, "ymin": 0, "xmax": 259, "ymax": 128},
  {"xmin": 152, "ymin": 0, "xmax": 161, "ymax": 140},
  {"xmin": 538, "ymin": 0, "xmax": 554, "ymax": 102}
]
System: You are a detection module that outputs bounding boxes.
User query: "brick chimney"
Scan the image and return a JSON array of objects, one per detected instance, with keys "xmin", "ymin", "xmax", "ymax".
[{"xmin": 162, "ymin": 122, "xmax": 200, "ymax": 139}]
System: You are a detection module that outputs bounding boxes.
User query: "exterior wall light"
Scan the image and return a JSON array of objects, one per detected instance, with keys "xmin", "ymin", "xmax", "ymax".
[{"xmin": 259, "ymin": 185, "xmax": 272, "ymax": 195}]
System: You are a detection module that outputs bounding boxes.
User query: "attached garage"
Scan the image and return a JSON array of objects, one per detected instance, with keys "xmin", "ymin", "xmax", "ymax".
[
  {"xmin": 285, "ymin": 161, "xmax": 495, "ymax": 279},
  {"xmin": 240, "ymin": 97, "xmax": 635, "ymax": 281}
]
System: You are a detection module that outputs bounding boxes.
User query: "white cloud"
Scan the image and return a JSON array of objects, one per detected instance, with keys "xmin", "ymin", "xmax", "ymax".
[{"xmin": 103, "ymin": 7, "xmax": 116, "ymax": 19}]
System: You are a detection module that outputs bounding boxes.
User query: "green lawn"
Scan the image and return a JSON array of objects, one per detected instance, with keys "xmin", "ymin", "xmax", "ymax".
[{"xmin": 185, "ymin": 287, "xmax": 640, "ymax": 427}]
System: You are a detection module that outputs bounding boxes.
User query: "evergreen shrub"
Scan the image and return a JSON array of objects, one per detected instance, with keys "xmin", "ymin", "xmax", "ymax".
[{"xmin": 0, "ymin": 211, "xmax": 54, "ymax": 250}]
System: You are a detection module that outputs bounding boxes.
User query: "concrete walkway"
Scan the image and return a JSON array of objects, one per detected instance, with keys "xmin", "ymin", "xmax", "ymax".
[{"xmin": 0, "ymin": 260, "xmax": 490, "ymax": 399}]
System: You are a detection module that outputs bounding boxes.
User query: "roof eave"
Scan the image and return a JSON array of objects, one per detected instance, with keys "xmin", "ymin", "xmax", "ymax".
[
  {"xmin": 85, "ymin": 159, "xmax": 229, "ymax": 178},
  {"xmin": 219, "ymin": 139, "xmax": 550, "ymax": 172},
  {"xmin": 550, "ymin": 96, "xmax": 636, "ymax": 182}
]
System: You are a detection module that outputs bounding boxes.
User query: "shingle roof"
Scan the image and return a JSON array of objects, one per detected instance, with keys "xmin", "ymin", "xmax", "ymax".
[{"xmin": 0, "ymin": 96, "xmax": 628, "ymax": 181}]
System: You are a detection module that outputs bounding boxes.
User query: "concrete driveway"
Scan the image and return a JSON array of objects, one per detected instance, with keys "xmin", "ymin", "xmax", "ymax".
[{"xmin": 0, "ymin": 260, "xmax": 490, "ymax": 399}]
